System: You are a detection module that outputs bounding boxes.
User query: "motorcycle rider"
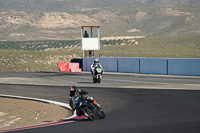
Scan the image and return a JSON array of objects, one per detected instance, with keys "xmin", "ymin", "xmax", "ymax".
[
  {"xmin": 69, "ymin": 86, "xmax": 101, "ymax": 116},
  {"xmin": 90, "ymin": 58, "xmax": 103, "ymax": 77}
]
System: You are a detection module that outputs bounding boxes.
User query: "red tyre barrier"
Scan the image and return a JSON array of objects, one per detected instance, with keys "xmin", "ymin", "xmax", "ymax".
[
  {"xmin": 57, "ymin": 63, "xmax": 81, "ymax": 73},
  {"xmin": 69, "ymin": 63, "xmax": 82, "ymax": 73}
]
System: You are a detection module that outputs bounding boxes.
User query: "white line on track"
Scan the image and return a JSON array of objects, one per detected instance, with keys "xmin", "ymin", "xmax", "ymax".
[{"xmin": 69, "ymin": 76, "xmax": 200, "ymax": 87}]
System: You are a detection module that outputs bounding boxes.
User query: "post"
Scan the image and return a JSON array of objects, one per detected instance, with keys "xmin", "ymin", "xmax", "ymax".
[
  {"xmin": 98, "ymin": 27, "xmax": 100, "ymax": 38},
  {"xmin": 83, "ymin": 50, "xmax": 85, "ymax": 58},
  {"xmin": 91, "ymin": 27, "xmax": 93, "ymax": 38}
]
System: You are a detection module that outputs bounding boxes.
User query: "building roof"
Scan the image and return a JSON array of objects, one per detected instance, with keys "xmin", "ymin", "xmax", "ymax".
[{"xmin": 80, "ymin": 25, "xmax": 100, "ymax": 27}]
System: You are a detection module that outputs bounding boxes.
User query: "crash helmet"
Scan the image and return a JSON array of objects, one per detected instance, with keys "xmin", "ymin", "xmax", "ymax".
[
  {"xmin": 94, "ymin": 58, "xmax": 99, "ymax": 63},
  {"xmin": 70, "ymin": 86, "xmax": 76, "ymax": 95}
]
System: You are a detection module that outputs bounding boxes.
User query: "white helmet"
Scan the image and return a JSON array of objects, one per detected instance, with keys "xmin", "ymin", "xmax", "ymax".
[{"xmin": 94, "ymin": 58, "xmax": 99, "ymax": 63}]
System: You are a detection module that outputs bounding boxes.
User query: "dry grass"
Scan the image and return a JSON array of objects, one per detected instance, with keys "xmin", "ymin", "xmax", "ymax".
[
  {"xmin": 0, "ymin": 49, "xmax": 82, "ymax": 72},
  {"xmin": 0, "ymin": 36, "xmax": 199, "ymax": 72}
]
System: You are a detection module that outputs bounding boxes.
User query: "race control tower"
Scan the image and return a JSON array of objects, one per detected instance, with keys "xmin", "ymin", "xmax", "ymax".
[{"xmin": 80, "ymin": 25, "xmax": 100, "ymax": 57}]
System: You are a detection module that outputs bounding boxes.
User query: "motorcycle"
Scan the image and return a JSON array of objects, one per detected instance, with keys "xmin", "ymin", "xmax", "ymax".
[
  {"xmin": 71, "ymin": 95, "xmax": 105, "ymax": 121},
  {"xmin": 93, "ymin": 66, "xmax": 103, "ymax": 83}
]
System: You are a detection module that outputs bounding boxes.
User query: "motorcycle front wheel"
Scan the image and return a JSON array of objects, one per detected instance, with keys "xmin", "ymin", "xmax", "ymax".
[
  {"xmin": 97, "ymin": 75, "xmax": 101, "ymax": 83},
  {"xmin": 93, "ymin": 77, "xmax": 97, "ymax": 83},
  {"xmin": 83, "ymin": 106, "xmax": 95, "ymax": 121}
]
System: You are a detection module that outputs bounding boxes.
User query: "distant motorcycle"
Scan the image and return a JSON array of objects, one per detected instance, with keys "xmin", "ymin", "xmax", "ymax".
[
  {"xmin": 71, "ymin": 95, "xmax": 105, "ymax": 121},
  {"xmin": 93, "ymin": 66, "xmax": 103, "ymax": 83}
]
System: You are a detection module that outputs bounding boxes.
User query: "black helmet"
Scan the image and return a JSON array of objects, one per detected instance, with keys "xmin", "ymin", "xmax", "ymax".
[{"xmin": 70, "ymin": 86, "xmax": 76, "ymax": 93}]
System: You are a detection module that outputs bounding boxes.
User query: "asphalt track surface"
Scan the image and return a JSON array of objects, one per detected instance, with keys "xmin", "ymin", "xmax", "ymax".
[{"xmin": 0, "ymin": 72, "xmax": 200, "ymax": 133}]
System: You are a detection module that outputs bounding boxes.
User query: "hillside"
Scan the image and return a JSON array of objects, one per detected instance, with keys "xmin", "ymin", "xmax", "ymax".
[
  {"xmin": 0, "ymin": 0, "xmax": 200, "ymax": 12},
  {"xmin": 1, "ymin": 5, "xmax": 200, "ymax": 41},
  {"xmin": 1, "ymin": 0, "xmax": 200, "ymax": 72}
]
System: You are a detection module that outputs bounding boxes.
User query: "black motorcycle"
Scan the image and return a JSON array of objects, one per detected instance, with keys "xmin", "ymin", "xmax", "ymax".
[
  {"xmin": 71, "ymin": 95, "xmax": 105, "ymax": 121},
  {"xmin": 93, "ymin": 66, "xmax": 103, "ymax": 83}
]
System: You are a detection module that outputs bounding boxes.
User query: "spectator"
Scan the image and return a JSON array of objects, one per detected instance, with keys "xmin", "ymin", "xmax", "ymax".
[
  {"xmin": 99, "ymin": 54, "xmax": 103, "ymax": 57},
  {"xmin": 84, "ymin": 31, "xmax": 89, "ymax": 38}
]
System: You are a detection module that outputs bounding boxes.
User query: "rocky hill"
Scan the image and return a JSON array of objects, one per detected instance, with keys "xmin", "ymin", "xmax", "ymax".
[
  {"xmin": 0, "ymin": 0, "xmax": 200, "ymax": 12},
  {"xmin": 0, "ymin": 0, "xmax": 200, "ymax": 41}
]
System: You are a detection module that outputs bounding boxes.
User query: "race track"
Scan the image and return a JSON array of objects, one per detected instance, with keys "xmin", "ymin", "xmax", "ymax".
[{"xmin": 0, "ymin": 72, "xmax": 200, "ymax": 133}]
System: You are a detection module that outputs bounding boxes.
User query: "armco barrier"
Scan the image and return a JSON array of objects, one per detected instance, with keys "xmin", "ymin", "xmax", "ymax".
[{"xmin": 82, "ymin": 57, "xmax": 200, "ymax": 76}]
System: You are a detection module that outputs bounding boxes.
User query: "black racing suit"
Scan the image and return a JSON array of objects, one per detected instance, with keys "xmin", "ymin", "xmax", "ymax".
[{"xmin": 69, "ymin": 89, "xmax": 99, "ymax": 116}]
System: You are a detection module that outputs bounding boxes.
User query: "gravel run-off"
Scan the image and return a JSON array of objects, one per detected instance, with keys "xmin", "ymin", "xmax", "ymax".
[{"xmin": 0, "ymin": 97, "xmax": 72, "ymax": 130}]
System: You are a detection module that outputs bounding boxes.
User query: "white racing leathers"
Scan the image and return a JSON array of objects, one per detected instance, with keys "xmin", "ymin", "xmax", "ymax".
[{"xmin": 90, "ymin": 62, "xmax": 103, "ymax": 76}]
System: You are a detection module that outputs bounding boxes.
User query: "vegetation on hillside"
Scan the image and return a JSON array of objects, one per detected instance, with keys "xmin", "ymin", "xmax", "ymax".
[
  {"xmin": 0, "ymin": 36, "xmax": 200, "ymax": 72},
  {"xmin": 97, "ymin": 36, "xmax": 200, "ymax": 58},
  {"xmin": 1, "ymin": 5, "xmax": 200, "ymax": 41},
  {"xmin": 0, "ymin": 0, "xmax": 199, "ymax": 12},
  {"xmin": 0, "ymin": 40, "xmax": 81, "ymax": 51}
]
